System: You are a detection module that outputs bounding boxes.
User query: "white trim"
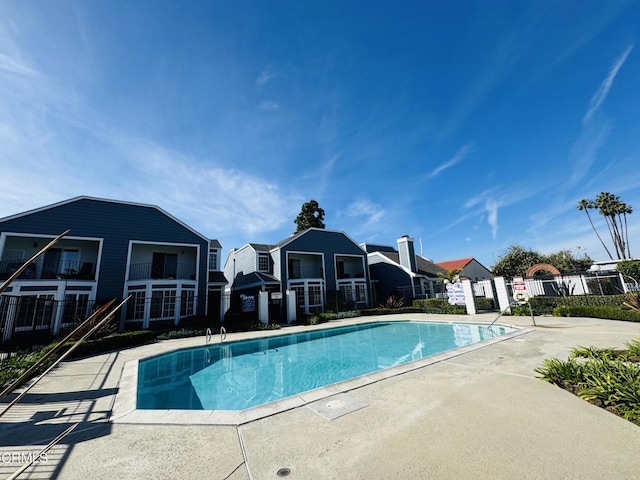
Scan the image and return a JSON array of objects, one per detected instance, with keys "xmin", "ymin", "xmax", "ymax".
[
  {"xmin": 333, "ymin": 253, "xmax": 366, "ymax": 283},
  {"xmin": 125, "ymin": 239, "xmax": 201, "ymax": 283},
  {"xmin": 1, "ymin": 232, "xmax": 104, "ymax": 284}
]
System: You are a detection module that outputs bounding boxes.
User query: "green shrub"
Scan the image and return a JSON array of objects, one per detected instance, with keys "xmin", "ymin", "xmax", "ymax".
[
  {"xmin": 475, "ymin": 297, "xmax": 495, "ymax": 311},
  {"xmin": 360, "ymin": 307, "xmax": 423, "ymax": 316},
  {"xmin": 67, "ymin": 330, "xmax": 157, "ymax": 357},
  {"xmin": 536, "ymin": 339, "xmax": 640, "ymax": 426},
  {"xmin": 552, "ymin": 305, "xmax": 640, "ymax": 322},
  {"xmin": 156, "ymin": 328, "xmax": 207, "ymax": 340},
  {"xmin": 249, "ymin": 322, "xmax": 281, "ymax": 330},
  {"xmin": 413, "ymin": 299, "xmax": 466, "ymax": 314},
  {"xmin": 0, "ymin": 342, "xmax": 61, "ymax": 389}
]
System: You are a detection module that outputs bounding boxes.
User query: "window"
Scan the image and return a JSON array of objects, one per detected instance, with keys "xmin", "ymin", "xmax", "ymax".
[
  {"xmin": 356, "ymin": 283, "xmax": 367, "ymax": 302},
  {"xmin": 43, "ymin": 248, "xmax": 80, "ymax": 277},
  {"xmin": 208, "ymin": 249, "xmax": 218, "ymax": 271},
  {"xmin": 14, "ymin": 295, "xmax": 55, "ymax": 331},
  {"xmin": 180, "ymin": 289, "xmax": 195, "ymax": 317},
  {"xmin": 309, "ymin": 284, "xmax": 322, "ymax": 307},
  {"xmin": 62, "ymin": 294, "xmax": 90, "ymax": 325},
  {"xmin": 258, "ymin": 254, "xmax": 270, "ymax": 272},
  {"xmin": 126, "ymin": 291, "xmax": 146, "ymax": 321},
  {"xmin": 152, "ymin": 253, "xmax": 178, "ymax": 279},
  {"xmin": 150, "ymin": 289, "xmax": 176, "ymax": 319},
  {"xmin": 340, "ymin": 284, "xmax": 353, "ymax": 303}
]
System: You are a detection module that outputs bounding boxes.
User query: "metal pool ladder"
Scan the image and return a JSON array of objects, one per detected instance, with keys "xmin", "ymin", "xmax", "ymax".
[
  {"xmin": 220, "ymin": 326, "xmax": 227, "ymax": 343},
  {"xmin": 205, "ymin": 326, "xmax": 227, "ymax": 344}
]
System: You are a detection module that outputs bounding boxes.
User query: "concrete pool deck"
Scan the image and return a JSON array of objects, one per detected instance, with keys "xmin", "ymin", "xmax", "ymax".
[{"xmin": 1, "ymin": 313, "xmax": 640, "ymax": 479}]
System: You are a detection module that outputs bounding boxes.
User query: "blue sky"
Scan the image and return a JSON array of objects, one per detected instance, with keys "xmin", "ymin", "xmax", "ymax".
[{"xmin": 1, "ymin": 1, "xmax": 639, "ymax": 269}]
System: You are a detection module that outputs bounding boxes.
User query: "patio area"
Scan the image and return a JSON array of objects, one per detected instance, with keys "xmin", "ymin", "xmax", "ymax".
[{"xmin": 1, "ymin": 313, "xmax": 639, "ymax": 479}]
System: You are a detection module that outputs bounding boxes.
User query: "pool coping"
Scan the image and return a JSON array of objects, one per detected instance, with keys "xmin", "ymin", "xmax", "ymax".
[{"xmin": 110, "ymin": 320, "xmax": 533, "ymax": 426}]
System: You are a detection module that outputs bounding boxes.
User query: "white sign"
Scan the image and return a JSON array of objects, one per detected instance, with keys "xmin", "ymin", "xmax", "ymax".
[
  {"xmin": 446, "ymin": 282, "xmax": 466, "ymax": 306},
  {"xmin": 271, "ymin": 292, "xmax": 282, "ymax": 300},
  {"xmin": 512, "ymin": 281, "xmax": 529, "ymax": 303}
]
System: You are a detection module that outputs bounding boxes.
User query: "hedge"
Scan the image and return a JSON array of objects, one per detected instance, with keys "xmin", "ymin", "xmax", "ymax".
[
  {"xmin": 360, "ymin": 307, "xmax": 423, "ymax": 316},
  {"xmin": 64, "ymin": 330, "xmax": 157, "ymax": 358},
  {"xmin": 529, "ymin": 295, "xmax": 624, "ymax": 315},
  {"xmin": 413, "ymin": 299, "xmax": 466, "ymax": 314},
  {"xmin": 552, "ymin": 305, "xmax": 640, "ymax": 322}
]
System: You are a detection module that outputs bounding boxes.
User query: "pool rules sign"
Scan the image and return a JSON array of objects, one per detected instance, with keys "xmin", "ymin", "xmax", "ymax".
[
  {"xmin": 512, "ymin": 279, "xmax": 536, "ymax": 326},
  {"xmin": 512, "ymin": 280, "xmax": 529, "ymax": 304}
]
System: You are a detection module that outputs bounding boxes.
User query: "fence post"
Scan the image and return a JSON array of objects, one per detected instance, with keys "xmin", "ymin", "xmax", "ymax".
[
  {"xmin": 258, "ymin": 291, "xmax": 269, "ymax": 324},
  {"xmin": 493, "ymin": 277, "xmax": 511, "ymax": 312},
  {"xmin": 461, "ymin": 279, "xmax": 477, "ymax": 315},
  {"xmin": 286, "ymin": 290, "xmax": 296, "ymax": 323}
]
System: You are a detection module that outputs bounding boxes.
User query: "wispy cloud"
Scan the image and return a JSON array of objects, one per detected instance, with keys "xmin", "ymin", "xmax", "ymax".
[
  {"xmin": 257, "ymin": 100, "xmax": 279, "ymax": 111},
  {"xmin": 428, "ymin": 143, "xmax": 474, "ymax": 178},
  {"xmin": 583, "ymin": 44, "xmax": 633, "ymax": 123},
  {"xmin": 341, "ymin": 200, "xmax": 386, "ymax": 229},
  {"xmin": 486, "ymin": 199, "xmax": 499, "ymax": 239},
  {"xmin": 255, "ymin": 67, "xmax": 276, "ymax": 86}
]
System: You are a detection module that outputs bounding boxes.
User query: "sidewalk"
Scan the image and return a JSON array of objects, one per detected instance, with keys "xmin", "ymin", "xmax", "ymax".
[{"xmin": 1, "ymin": 313, "xmax": 639, "ymax": 479}]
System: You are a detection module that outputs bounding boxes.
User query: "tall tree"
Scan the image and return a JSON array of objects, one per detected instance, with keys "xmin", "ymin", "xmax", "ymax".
[
  {"xmin": 491, "ymin": 245, "xmax": 545, "ymax": 277},
  {"xmin": 578, "ymin": 192, "xmax": 633, "ymax": 260},
  {"xmin": 577, "ymin": 199, "xmax": 613, "ymax": 260},
  {"xmin": 294, "ymin": 200, "xmax": 326, "ymax": 233},
  {"xmin": 491, "ymin": 245, "xmax": 593, "ymax": 277}
]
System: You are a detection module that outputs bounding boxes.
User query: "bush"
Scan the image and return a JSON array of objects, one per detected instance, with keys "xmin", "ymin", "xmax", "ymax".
[
  {"xmin": 535, "ymin": 340, "xmax": 640, "ymax": 426},
  {"xmin": 0, "ymin": 342, "xmax": 61, "ymax": 389},
  {"xmin": 360, "ymin": 307, "xmax": 424, "ymax": 316},
  {"xmin": 156, "ymin": 328, "xmax": 207, "ymax": 340},
  {"xmin": 413, "ymin": 299, "xmax": 466, "ymax": 314},
  {"xmin": 66, "ymin": 330, "xmax": 157, "ymax": 358},
  {"xmin": 552, "ymin": 305, "xmax": 640, "ymax": 322},
  {"xmin": 475, "ymin": 297, "xmax": 495, "ymax": 311}
]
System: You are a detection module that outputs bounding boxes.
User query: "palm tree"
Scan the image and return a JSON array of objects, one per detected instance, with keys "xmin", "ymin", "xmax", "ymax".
[
  {"xmin": 437, "ymin": 268, "xmax": 462, "ymax": 283},
  {"xmin": 577, "ymin": 199, "xmax": 613, "ymax": 260}
]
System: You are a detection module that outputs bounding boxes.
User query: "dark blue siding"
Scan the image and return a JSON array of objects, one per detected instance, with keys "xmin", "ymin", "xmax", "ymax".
[
  {"xmin": 0, "ymin": 199, "xmax": 209, "ymax": 310},
  {"xmin": 278, "ymin": 230, "xmax": 368, "ymax": 290},
  {"xmin": 370, "ymin": 263, "xmax": 412, "ymax": 302}
]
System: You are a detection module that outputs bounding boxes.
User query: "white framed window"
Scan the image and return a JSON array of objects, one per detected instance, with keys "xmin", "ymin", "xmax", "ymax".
[
  {"xmin": 126, "ymin": 290, "xmax": 147, "ymax": 321},
  {"xmin": 150, "ymin": 289, "xmax": 176, "ymax": 320},
  {"xmin": 258, "ymin": 253, "xmax": 270, "ymax": 272},
  {"xmin": 180, "ymin": 289, "xmax": 195, "ymax": 316},
  {"xmin": 208, "ymin": 249, "xmax": 218, "ymax": 271}
]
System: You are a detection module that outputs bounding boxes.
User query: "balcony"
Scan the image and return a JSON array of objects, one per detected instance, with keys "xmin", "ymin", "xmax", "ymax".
[
  {"xmin": 288, "ymin": 265, "xmax": 324, "ymax": 279},
  {"xmin": 0, "ymin": 259, "xmax": 96, "ymax": 281},
  {"xmin": 129, "ymin": 262, "xmax": 197, "ymax": 281},
  {"xmin": 336, "ymin": 266, "xmax": 365, "ymax": 279}
]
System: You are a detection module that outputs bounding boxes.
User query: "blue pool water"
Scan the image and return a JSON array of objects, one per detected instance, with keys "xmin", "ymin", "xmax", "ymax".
[{"xmin": 137, "ymin": 321, "xmax": 515, "ymax": 411}]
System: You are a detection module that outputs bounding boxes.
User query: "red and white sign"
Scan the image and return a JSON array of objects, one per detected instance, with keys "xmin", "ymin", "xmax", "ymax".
[{"xmin": 513, "ymin": 281, "xmax": 529, "ymax": 303}]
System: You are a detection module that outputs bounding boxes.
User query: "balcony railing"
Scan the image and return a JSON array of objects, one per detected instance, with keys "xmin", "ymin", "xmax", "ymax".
[
  {"xmin": 128, "ymin": 262, "xmax": 197, "ymax": 281},
  {"xmin": 0, "ymin": 259, "xmax": 96, "ymax": 281},
  {"xmin": 288, "ymin": 266, "xmax": 324, "ymax": 279},
  {"xmin": 336, "ymin": 267, "xmax": 365, "ymax": 279}
]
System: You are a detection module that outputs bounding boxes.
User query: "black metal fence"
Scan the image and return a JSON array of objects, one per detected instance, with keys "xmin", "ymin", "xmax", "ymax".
[{"xmin": 0, "ymin": 295, "xmax": 98, "ymax": 348}]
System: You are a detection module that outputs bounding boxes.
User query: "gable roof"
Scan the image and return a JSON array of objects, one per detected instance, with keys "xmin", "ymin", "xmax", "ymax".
[
  {"xmin": 250, "ymin": 243, "xmax": 273, "ymax": 252},
  {"xmin": 377, "ymin": 252, "xmax": 446, "ymax": 277},
  {"xmin": 272, "ymin": 227, "xmax": 364, "ymax": 252},
  {"xmin": 0, "ymin": 196, "xmax": 212, "ymax": 244},
  {"xmin": 436, "ymin": 257, "xmax": 474, "ymax": 272}
]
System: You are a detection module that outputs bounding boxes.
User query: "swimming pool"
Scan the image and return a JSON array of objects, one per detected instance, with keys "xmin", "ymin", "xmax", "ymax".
[{"xmin": 137, "ymin": 321, "xmax": 516, "ymax": 411}]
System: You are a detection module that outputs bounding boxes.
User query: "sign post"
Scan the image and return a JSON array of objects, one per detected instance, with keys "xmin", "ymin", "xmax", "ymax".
[{"xmin": 512, "ymin": 280, "xmax": 535, "ymax": 326}]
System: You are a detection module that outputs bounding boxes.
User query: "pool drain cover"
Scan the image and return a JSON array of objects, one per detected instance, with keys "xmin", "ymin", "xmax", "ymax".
[
  {"xmin": 308, "ymin": 393, "xmax": 368, "ymax": 420},
  {"xmin": 326, "ymin": 399, "xmax": 346, "ymax": 409},
  {"xmin": 277, "ymin": 467, "xmax": 291, "ymax": 477}
]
